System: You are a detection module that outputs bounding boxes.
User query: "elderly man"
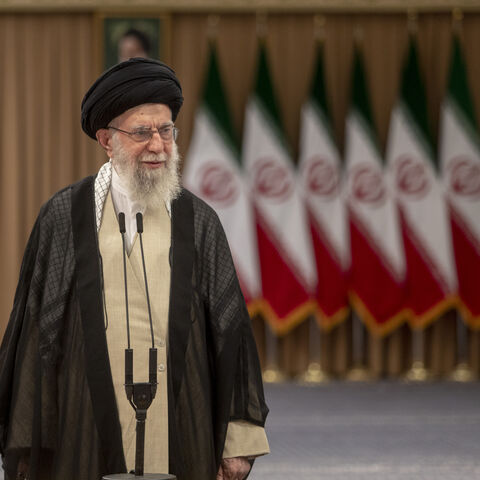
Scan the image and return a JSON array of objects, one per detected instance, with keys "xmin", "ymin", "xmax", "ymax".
[{"xmin": 0, "ymin": 58, "xmax": 269, "ymax": 480}]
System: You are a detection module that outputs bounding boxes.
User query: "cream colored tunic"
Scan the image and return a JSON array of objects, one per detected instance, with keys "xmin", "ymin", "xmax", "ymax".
[
  {"xmin": 100, "ymin": 192, "xmax": 170, "ymax": 473},
  {"xmin": 99, "ymin": 191, "xmax": 269, "ymax": 474}
]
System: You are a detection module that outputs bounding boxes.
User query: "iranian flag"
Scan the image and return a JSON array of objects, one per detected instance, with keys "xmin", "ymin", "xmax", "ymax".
[
  {"xmin": 183, "ymin": 43, "xmax": 261, "ymax": 313},
  {"xmin": 298, "ymin": 43, "xmax": 350, "ymax": 331},
  {"xmin": 386, "ymin": 37, "xmax": 457, "ymax": 328},
  {"xmin": 439, "ymin": 34, "xmax": 480, "ymax": 328},
  {"xmin": 345, "ymin": 47, "xmax": 406, "ymax": 335},
  {"xmin": 242, "ymin": 42, "xmax": 317, "ymax": 334}
]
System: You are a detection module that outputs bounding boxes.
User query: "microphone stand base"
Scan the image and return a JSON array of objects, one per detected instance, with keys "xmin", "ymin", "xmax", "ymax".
[{"xmin": 103, "ymin": 474, "xmax": 176, "ymax": 479}]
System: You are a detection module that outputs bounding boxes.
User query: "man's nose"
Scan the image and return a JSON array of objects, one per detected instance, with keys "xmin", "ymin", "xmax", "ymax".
[{"xmin": 147, "ymin": 131, "xmax": 165, "ymax": 153}]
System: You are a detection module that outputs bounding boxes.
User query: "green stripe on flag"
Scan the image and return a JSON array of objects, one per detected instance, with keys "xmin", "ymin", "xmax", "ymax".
[
  {"xmin": 309, "ymin": 42, "xmax": 337, "ymax": 150},
  {"xmin": 202, "ymin": 42, "xmax": 240, "ymax": 159},
  {"xmin": 350, "ymin": 46, "xmax": 382, "ymax": 160},
  {"xmin": 446, "ymin": 97, "xmax": 480, "ymax": 153},
  {"xmin": 253, "ymin": 41, "xmax": 290, "ymax": 155},
  {"xmin": 399, "ymin": 38, "xmax": 435, "ymax": 163},
  {"xmin": 448, "ymin": 35, "xmax": 478, "ymax": 133}
]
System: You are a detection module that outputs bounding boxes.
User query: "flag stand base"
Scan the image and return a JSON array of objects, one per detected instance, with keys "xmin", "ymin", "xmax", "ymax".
[
  {"xmin": 297, "ymin": 362, "xmax": 330, "ymax": 384},
  {"xmin": 449, "ymin": 362, "xmax": 476, "ymax": 382},
  {"xmin": 404, "ymin": 361, "xmax": 431, "ymax": 382},
  {"xmin": 346, "ymin": 365, "xmax": 373, "ymax": 381},
  {"xmin": 263, "ymin": 364, "xmax": 287, "ymax": 383}
]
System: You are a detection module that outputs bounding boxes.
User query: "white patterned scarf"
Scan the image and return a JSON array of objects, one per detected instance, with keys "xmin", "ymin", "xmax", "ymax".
[{"xmin": 94, "ymin": 161, "xmax": 113, "ymax": 232}]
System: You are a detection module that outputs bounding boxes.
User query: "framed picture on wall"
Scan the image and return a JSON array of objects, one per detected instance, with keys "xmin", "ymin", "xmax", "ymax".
[{"xmin": 95, "ymin": 12, "xmax": 171, "ymax": 71}]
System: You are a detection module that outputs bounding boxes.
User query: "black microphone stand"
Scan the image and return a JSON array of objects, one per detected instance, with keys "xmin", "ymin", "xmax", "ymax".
[{"xmin": 103, "ymin": 213, "xmax": 175, "ymax": 480}]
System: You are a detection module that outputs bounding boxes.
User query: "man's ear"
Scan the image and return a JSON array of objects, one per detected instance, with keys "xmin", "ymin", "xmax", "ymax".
[{"xmin": 96, "ymin": 128, "xmax": 114, "ymax": 157}]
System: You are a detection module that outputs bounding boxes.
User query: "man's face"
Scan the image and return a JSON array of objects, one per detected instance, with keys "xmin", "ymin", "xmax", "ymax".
[
  {"xmin": 110, "ymin": 103, "xmax": 174, "ymax": 162},
  {"xmin": 98, "ymin": 103, "xmax": 181, "ymax": 207}
]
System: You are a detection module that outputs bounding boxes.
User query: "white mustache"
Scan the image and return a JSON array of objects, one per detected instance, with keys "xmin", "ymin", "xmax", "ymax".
[{"xmin": 140, "ymin": 153, "xmax": 168, "ymax": 163}]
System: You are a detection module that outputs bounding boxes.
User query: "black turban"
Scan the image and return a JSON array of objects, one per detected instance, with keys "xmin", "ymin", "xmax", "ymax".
[{"xmin": 81, "ymin": 57, "xmax": 184, "ymax": 140}]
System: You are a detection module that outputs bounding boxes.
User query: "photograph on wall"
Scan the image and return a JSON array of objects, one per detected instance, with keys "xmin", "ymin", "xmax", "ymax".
[{"xmin": 97, "ymin": 12, "xmax": 171, "ymax": 70}]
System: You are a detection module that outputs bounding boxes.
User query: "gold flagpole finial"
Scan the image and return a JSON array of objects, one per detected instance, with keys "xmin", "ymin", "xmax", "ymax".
[
  {"xmin": 407, "ymin": 9, "xmax": 418, "ymax": 37},
  {"xmin": 207, "ymin": 14, "xmax": 220, "ymax": 41},
  {"xmin": 353, "ymin": 24, "xmax": 363, "ymax": 48},
  {"xmin": 256, "ymin": 11, "xmax": 268, "ymax": 40},
  {"xmin": 452, "ymin": 8, "xmax": 463, "ymax": 35},
  {"xmin": 314, "ymin": 15, "xmax": 326, "ymax": 44}
]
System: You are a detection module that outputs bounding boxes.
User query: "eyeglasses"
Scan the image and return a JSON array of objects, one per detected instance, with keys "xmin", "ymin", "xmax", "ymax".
[{"xmin": 107, "ymin": 124, "xmax": 179, "ymax": 143}]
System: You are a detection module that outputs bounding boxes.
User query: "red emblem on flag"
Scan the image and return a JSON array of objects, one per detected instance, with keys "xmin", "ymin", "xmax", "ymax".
[
  {"xmin": 305, "ymin": 156, "xmax": 339, "ymax": 198},
  {"xmin": 394, "ymin": 156, "xmax": 430, "ymax": 198},
  {"xmin": 254, "ymin": 158, "xmax": 293, "ymax": 202},
  {"xmin": 199, "ymin": 162, "xmax": 239, "ymax": 206},
  {"xmin": 448, "ymin": 156, "xmax": 480, "ymax": 198},
  {"xmin": 349, "ymin": 163, "xmax": 386, "ymax": 205}
]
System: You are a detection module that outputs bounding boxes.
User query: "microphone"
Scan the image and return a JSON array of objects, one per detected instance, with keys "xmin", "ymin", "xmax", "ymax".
[
  {"xmin": 118, "ymin": 211, "xmax": 126, "ymax": 234},
  {"xmin": 136, "ymin": 212, "xmax": 157, "ymax": 397},
  {"xmin": 136, "ymin": 213, "xmax": 153, "ymax": 347},
  {"xmin": 118, "ymin": 212, "xmax": 130, "ymax": 349},
  {"xmin": 136, "ymin": 211, "xmax": 143, "ymax": 233}
]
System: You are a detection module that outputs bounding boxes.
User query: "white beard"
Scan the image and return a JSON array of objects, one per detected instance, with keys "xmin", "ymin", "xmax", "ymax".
[{"xmin": 111, "ymin": 137, "xmax": 182, "ymax": 210}]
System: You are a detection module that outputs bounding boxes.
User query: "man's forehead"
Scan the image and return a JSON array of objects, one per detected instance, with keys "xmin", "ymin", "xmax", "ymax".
[{"xmin": 114, "ymin": 103, "xmax": 173, "ymax": 126}]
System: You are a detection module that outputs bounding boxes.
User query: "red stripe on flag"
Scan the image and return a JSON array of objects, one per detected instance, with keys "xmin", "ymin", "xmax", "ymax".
[
  {"xmin": 309, "ymin": 212, "xmax": 349, "ymax": 329},
  {"xmin": 349, "ymin": 214, "xmax": 406, "ymax": 334},
  {"xmin": 255, "ymin": 214, "xmax": 315, "ymax": 333},
  {"xmin": 450, "ymin": 205, "xmax": 480, "ymax": 326},
  {"xmin": 400, "ymin": 211, "xmax": 456, "ymax": 327}
]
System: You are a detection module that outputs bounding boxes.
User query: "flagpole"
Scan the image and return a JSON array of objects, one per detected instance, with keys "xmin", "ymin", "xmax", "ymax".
[
  {"xmin": 253, "ymin": 10, "xmax": 285, "ymax": 385},
  {"xmin": 445, "ymin": 8, "xmax": 476, "ymax": 383},
  {"xmin": 450, "ymin": 310, "xmax": 476, "ymax": 381},
  {"xmin": 402, "ymin": 10, "xmax": 428, "ymax": 383},
  {"xmin": 346, "ymin": 311, "xmax": 372, "ymax": 381},
  {"xmin": 405, "ymin": 328, "xmax": 430, "ymax": 382},
  {"xmin": 256, "ymin": 10, "xmax": 268, "ymax": 41},
  {"xmin": 207, "ymin": 13, "xmax": 220, "ymax": 41},
  {"xmin": 263, "ymin": 323, "xmax": 287, "ymax": 383},
  {"xmin": 296, "ymin": 15, "xmax": 331, "ymax": 386},
  {"xmin": 297, "ymin": 315, "xmax": 330, "ymax": 384},
  {"xmin": 346, "ymin": 27, "xmax": 369, "ymax": 383}
]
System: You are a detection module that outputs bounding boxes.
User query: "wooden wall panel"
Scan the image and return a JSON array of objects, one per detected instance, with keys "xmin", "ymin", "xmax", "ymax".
[{"xmin": 1, "ymin": 9, "xmax": 480, "ymax": 377}]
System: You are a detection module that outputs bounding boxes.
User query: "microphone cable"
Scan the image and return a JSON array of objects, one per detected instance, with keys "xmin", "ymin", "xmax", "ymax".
[
  {"xmin": 118, "ymin": 212, "xmax": 131, "ymax": 349},
  {"xmin": 136, "ymin": 212, "xmax": 155, "ymax": 349}
]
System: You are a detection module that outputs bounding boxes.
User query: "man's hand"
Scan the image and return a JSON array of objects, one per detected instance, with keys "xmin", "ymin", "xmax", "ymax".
[{"xmin": 216, "ymin": 456, "xmax": 251, "ymax": 480}]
